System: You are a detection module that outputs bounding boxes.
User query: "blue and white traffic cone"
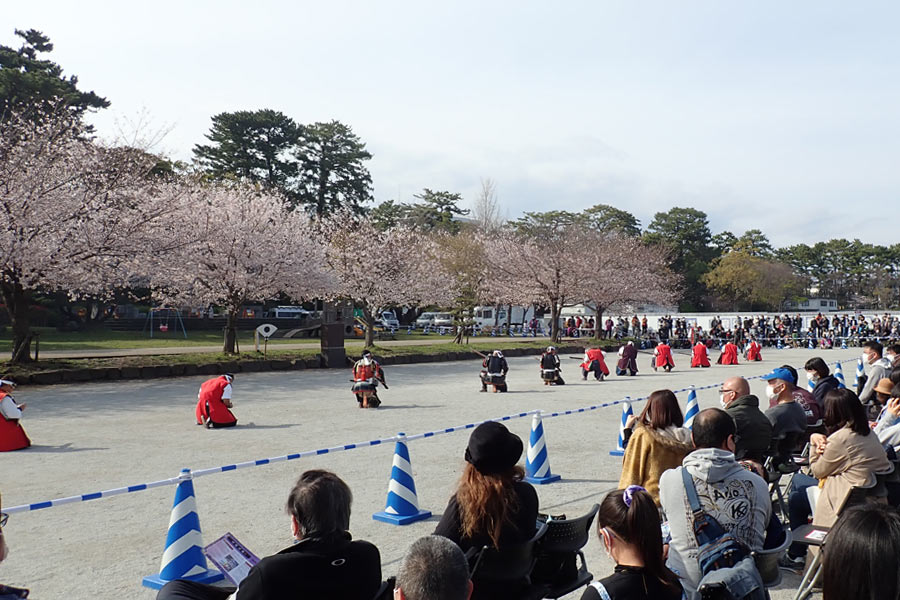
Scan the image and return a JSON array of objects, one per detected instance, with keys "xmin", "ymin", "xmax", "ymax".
[
  {"xmin": 525, "ymin": 412, "xmax": 561, "ymax": 484},
  {"xmin": 609, "ymin": 399, "xmax": 632, "ymax": 457},
  {"xmin": 841, "ymin": 338, "xmax": 848, "ymax": 350},
  {"xmin": 777, "ymin": 338, "xmax": 784, "ymax": 350},
  {"xmin": 142, "ymin": 469, "xmax": 223, "ymax": 589},
  {"xmin": 834, "ymin": 362, "xmax": 846, "ymax": 389},
  {"xmin": 808, "ymin": 338, "xmax": 815, "ymax": 349},
  {"xmin": 854, "ymin": 357, "xmax": 864, "ymax": 391},
  {"xmin": 807, "ymin": 372, "xmax": 816, "ymax": 393},
  {"xmin": 373, "ymin": 433, "xmax": 432, "ymax": 525},
  {"xmin": 684, "ymin": 387, "xmax": 699, "ymax": 430}
]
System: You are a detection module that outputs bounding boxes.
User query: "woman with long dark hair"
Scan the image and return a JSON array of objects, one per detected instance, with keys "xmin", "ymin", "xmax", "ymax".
[
  {"xmin": 434, "ymin": 421, "xmax": 538, "ymax": 551},
  {"xmin": 581, "ymin": 486, "xmax": 682, "ymax": 600},
  {"xmin": 618, "ymin": 390, "xmax": 692, "ymax": 504},
  {"xmin": 823, "ymin": 504, "xmax": 900, "ymax": 600},
  {"xmin": 781, "ymin": 388, "xmax": 892, "ymax": 571}
]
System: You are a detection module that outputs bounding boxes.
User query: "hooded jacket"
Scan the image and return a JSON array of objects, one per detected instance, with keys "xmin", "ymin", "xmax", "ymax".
[
  {"xmin": 725, "ymin": 395, "xmax": 773, "ymax": 462},
  {"xmin": 659, "ymin": 448, "xmax": 770, "ymax": 600}
]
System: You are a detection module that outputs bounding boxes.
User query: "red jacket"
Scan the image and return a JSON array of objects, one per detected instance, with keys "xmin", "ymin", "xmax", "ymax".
[
  {"xmin": 655, "ymin": 344, "xmax": 675, "ymax": 368},
  {"xmin": 195, "ymin": 376, "xmax": 237, "ymax": 426},
  {"xmin": 691, "ymin": 343, "xmax": 710, "ymax": 367},
  {"xmin": 746, "ymin": 341, "xmax": 762, "ymax": 361},
  {"xmin": 581, "ymin": 348, "xmax": 609, "ymax": 375},
  {"xmin": 718, "ymin": 343, "xmax": 739, "ymax": 365},
  {"xmin": 0, "ymin": 390, "xmax": 31, "ymax": 451}
]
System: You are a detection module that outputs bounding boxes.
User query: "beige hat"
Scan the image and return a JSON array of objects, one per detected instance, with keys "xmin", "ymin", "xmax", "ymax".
[{"xmin": 874, "ymin": 378, "xmax": 894, "ymax": 396}]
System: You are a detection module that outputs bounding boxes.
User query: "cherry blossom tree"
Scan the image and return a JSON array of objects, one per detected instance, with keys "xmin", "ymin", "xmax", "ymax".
[
  {"xmin": 151, "ymin": 183, "xmax": 333, "ymax": 354},
  {"xmin": 576, "ymin": 232, "xmax": 679, "ymax": 339},
  {"xmin": 482, "ymin": 227, "xmax": 589, "ymax": 342},
  {"xmin": 483, "ymin": 225, "xmax": 678, "ymax": 343},
  {"xmin": 0, "ymin": 108, "xmax": 188, "ymax": 362},
  {"xmin": 325, "ymin": 217, "xmax": 454, "ymax": 348}
]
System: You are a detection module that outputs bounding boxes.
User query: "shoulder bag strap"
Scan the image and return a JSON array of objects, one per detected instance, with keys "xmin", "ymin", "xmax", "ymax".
[{"xmin": 680, "ymin": 466, "xmax": 704, "ymax": 515}]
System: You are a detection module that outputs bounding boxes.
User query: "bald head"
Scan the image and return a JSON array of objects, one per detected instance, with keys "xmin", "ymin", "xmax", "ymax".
[{"xmin": 724, "ymin": 377, "xmax": 750, "ymax": 398}]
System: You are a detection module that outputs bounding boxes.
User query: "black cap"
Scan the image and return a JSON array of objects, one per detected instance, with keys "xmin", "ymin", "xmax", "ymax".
[{"xmin": 464, "ymin": 422, "xmax": 523, "ymax": 475}]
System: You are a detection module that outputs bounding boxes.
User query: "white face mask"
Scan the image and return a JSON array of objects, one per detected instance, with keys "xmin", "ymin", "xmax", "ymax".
[
  {"xmin": 806, "ymin": 371, "xmax": 819, "ymax": 382},
  {"xmin": 765, "ymin": 384, "xmax": 780, "ymax": 401},
  {"xmin": 719, "ymin": 394, "xmax": 729, "ymax": 409}
]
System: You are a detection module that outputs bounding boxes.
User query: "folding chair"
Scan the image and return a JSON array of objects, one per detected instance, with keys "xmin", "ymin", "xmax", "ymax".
[
  {"xmin": 467, "ymin": 522, "xmax": 549, "ymax": 600},
  {"xmin": 533, "ymin": 504, "xmax": 599, "ymax": 598},
  {"xmin": 791, "ymin": 485, "xmax": 876, "ymax": 600}
]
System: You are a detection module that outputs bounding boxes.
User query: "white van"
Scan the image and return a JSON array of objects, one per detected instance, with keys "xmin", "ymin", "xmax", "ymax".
[
  {"xmin": 433, "ymin": 313, "xmax": 453, "ymax": 327},
  {"xmin": 416, "ymin": 312, "xmax": 439, "ymax": 328},
  {"xmin": 270, "ymin": 306, "xmax": 310, "ymax": 319},
  {"xmin": 378, "ymin": 310, "xmax": 400, "ymax": 329}
]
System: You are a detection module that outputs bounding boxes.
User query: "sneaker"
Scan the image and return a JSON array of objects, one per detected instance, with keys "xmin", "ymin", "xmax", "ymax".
[{"xmin": 778, "ymin": 553, "xmax": 805, "ymax": 573}]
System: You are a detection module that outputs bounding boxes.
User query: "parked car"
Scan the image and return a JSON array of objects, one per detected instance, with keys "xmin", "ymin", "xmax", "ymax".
[
  {"xmin": 433, "ymin": 313, "xmax": 453, "ymax": 328},
  {"xmin": 377, "ymin": 310, "xmax": 400, "ymax": 329},
  {"xmin": 416, "ymin": 312, "xmax": 439, "ymax": 328},
  {"xmin": 269, "ymin": 306, "xmax": 311, "ymax": 319}
]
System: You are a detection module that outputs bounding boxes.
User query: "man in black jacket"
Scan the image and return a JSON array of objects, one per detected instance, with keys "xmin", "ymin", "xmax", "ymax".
[
  {"xmin": 720, "ymin": 376, "xmax": 773, "ymax": 463},
  {"xmin": 157, "ymin": 470, "xmax": 382, "ymax": 600}
]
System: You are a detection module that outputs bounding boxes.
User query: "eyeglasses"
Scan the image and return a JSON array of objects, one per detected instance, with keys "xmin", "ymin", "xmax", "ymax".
[
  {"xmin": 1, "ymin": 512, "xmax": 7, "ymax": 527},
  {"xmin": 718, "ymin": 389, "xmax": 734, "ymax": 394}
]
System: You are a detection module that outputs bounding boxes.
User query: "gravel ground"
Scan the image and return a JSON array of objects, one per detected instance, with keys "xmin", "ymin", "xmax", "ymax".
[{"xmin": 1, "ymin": 346, "xmax": 851, "ymax": 599}]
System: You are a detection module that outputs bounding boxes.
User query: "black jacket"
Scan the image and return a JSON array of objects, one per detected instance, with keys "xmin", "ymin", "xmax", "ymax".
[
  {"xmin": 434, "ymin": 480, "xmax": 539, "ymax": 553},
  {"xmin": 236, "ymin": 532, "xmax": 381, "ymax": 600},
  {"xmin": 812, "ymin": 375, "xmax": 839, "ymax": 409},
  {"xmin": 725, "ymin": 395, "xmax": 773, "ymax": 462}
]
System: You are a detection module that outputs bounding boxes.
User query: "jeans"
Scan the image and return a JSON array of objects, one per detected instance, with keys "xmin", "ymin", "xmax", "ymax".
[{"xmin": 787, "ymin": 472, "xmax": 817, "ymax": 558}]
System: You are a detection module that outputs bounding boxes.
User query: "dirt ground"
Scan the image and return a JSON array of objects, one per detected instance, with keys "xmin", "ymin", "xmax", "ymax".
[{"xmin": 2, "ymin": 346, "xmax": 854, "ymax": 599}]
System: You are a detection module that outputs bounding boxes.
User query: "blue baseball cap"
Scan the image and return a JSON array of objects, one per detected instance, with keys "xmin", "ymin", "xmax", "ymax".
[{"xmin": 761, "ymin": 367, "xmax": 794, "ymax": 382}]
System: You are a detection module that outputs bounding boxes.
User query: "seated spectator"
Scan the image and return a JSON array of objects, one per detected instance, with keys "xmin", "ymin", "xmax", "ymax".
[
  {"xmin": 859, "ymin": 341, "xmax": 892, "ymax": 406},
  {"xmin": 618, "ymin": 390, "xmax": 691, "ymax": 504},
  {"xmin": 659, "ymin": 409, "xmax": 770, "ymax": 600},
  {"xmin": 580, "ymin": 486, "xmax": 682, "ymax": 600},
  {"xmin": 395, "ymin": 536, "xmax": 472, "ymax": 600},
  {"xmin": 871, "ymin": 378, "xmax": 895, "ymax": 424},
  {"xmin": 763, "ymin": 368, "xmax": 808, "ymax": 461},
  {"xmin": 767, "ymin": 365, "xmax": 822, "ymax": 429},
  {"xmin": 804, "ymin": 357, "xmax": 839, "ymax": 412},
  {"xmin": 721, "ymin": 376, "xmax": 773, "ymax": 464},
  {"xmin": 887, "ymin": 343, "xmax": 900, "ymax": 371},
  {"xmin": 780, "ymin": 389, "xmax": 892, "ymax": 572},
  {"xmin": 874, "ymin": 383, "xmax": 900, "ymax": 450},
  {"xmin": 822, "ymin": 504, "xmax": 900, "ymax": 600},
  {"xmin": 434, "ymin": 421, "xmax": 538, "ymax": 552},
  {"xmin": 157, "ymin": 470, "xmax": 381, "ymax": 600}
]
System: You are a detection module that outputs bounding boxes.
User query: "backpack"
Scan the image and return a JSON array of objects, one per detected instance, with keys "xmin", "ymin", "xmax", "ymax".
[{"xmin": 680, "ymin": 468, "xmax": 765, "ymax": 600}]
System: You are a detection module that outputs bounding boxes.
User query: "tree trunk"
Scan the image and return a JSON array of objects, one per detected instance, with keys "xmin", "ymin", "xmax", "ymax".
[
  {"xmin": 362, "ymin": 306, "xmax": 375, "ymax": 348},
  {"xmin": 223, "ymin": 310, "xmax": 238, "ymax": 354},
  {"xmin": 505, "ymin": 304, "xmax": 512, "ymax": 334},
  {"xmin": 550, "ymin": 302, "xmax": 560, "ymax": 343},
  {"xmin": 594, "ymin": 304, "xmax": 604, "ymax": 340},
  {"xmin": 1, "ymin": 280, "xmax": 33, "ymax": 363}
]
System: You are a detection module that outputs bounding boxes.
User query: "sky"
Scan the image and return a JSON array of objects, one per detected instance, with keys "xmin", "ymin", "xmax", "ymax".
[{"xmin": 5, "ymin": 1, "xmax": 899, "ymax": 246}]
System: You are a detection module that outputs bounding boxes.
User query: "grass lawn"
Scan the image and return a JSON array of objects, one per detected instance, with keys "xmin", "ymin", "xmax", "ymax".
[
  {"xmin": 0, "ymin": 326, "xmax": 447, "ymax": 352},
  {"xmin": 0, "ymin": 338, "xmax": 573, "ymax": 380}
]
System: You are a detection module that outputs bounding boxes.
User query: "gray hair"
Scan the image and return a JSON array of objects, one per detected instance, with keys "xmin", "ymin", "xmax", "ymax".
[{"xmin": 396, "ymin": 536, "xmax": 470, "ymax": 600}]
